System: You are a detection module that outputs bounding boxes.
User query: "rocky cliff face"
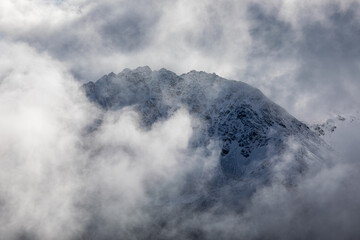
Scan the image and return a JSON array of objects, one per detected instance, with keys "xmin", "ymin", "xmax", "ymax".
[{"xmin": 83, "ymin": 66, "xmax": 325, "ymax": 184}]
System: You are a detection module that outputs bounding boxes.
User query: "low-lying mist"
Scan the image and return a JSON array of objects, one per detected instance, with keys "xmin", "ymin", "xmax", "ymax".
[{"xmin": 1, "ymin": 40, "xmax": 360, "ymax": 240}]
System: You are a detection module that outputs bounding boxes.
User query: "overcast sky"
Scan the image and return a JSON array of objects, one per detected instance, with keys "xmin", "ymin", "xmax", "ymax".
[
  {"xmin": 1, "ymin": 0, "xmax": 360, "ymax": 121},
  {"xmin": 1, "ymin": 1, "xmax": 360, "ymax": 239}
]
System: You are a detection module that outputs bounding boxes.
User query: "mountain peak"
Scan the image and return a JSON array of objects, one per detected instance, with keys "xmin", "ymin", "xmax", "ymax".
[
  {"xmin": 134, "ymin": 65, "xmax": 152, "ymax": 73},
  {"xmin": 83, "ymin": 67, "xmax": 324, "ymax": 182}
]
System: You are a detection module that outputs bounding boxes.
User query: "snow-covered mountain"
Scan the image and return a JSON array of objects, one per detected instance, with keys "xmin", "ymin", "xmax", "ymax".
[{"xmin": 83, "ymin": 66, "xmax": 325, "ymax": 185}]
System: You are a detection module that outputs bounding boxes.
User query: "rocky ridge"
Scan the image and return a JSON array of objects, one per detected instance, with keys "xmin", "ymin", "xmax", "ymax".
[{"xmin": 83, "ymin": 66, "xmax": 326, "ymax": 183}]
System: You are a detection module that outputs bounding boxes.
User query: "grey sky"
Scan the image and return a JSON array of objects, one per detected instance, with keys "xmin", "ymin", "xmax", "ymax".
[
  {"xmin": 1, "ymin": 1, "xmax": 360, "ymax": 239},
  {"xmin": 2, "ymin": 0, "xmax": 360, "ymax": 121}
]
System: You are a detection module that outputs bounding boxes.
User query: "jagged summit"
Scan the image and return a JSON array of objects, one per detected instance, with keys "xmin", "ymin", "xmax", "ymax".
[{"xmin": 83, "ymin": 67, "xmax": 325, "ymax": 182}]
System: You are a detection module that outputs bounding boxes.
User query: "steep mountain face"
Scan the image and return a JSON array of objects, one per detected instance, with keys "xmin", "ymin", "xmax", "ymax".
[{"xmin": 83, "ymin": 66, "xmax": 324, "ymax": 183}]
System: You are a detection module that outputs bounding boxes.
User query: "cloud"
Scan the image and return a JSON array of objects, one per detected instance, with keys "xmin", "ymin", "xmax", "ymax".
[
  {"xmin": 1, "ymin": 1, "xmax": 360, "ymax": 239},
  {"xmin": 80, "ymin": 108, "xmax": 221, "ymax": 239},
  {"xmin": 2, "ymin": 0, "xmax": 360, "ymax": 121},
  {"xmin": 0, "ymin": 40, "xmax": 221, "ymax": 239},
  {"xmin": 244, "ymin": 1, "xmax": 360, "ymax": 121},
  {"xmin": 0, "ymin": 39, "xmax": 94, "ymax": 239}
]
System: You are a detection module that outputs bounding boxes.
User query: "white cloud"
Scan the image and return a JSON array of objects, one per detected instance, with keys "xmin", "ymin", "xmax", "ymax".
[
  {"xmin": 0, "ymin": 40, "xmax": 220, "ymax": 238},
  {"xmin": 2, "ymin": 0, "xmax": 360, "ymax": 121},
  {"xmin": 0, "ymin": 39, "xmax": 95, "ymax": 239},
  {"xmin": 1, "ymin": 1, "xmax": 360, "ymax": 239}
]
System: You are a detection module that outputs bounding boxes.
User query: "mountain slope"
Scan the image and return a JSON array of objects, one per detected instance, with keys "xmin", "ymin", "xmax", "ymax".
[{"xmin": 83, "ymin": 66, "xmax": 325, "ymax": 184}]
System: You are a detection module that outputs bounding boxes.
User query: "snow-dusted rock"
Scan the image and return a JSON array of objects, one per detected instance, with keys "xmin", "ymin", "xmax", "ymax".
[{"xmin": 83, "ymin": 66, "xmax": 325, "ymax": 183}]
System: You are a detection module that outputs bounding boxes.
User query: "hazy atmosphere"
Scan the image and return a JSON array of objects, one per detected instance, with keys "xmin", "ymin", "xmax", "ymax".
[{"xmin": 1, "ymin": 0, "xmax": 360, "ymax": 239}]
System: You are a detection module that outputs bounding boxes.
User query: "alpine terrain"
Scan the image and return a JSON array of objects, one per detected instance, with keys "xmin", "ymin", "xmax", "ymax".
[{"xmin": 83, "ymin": 66, "xmax": 326, "ymax": 187}]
